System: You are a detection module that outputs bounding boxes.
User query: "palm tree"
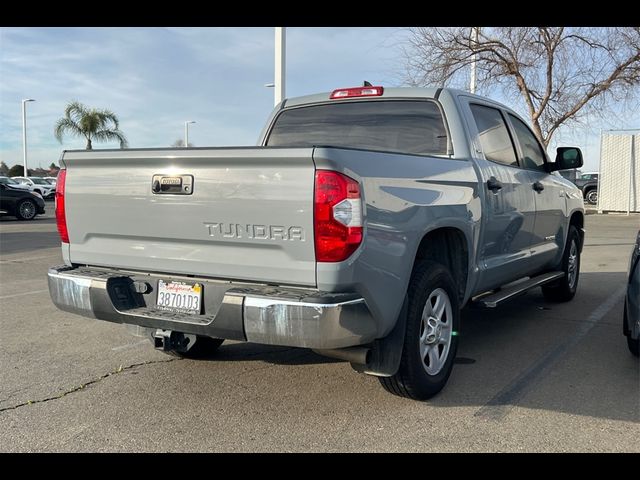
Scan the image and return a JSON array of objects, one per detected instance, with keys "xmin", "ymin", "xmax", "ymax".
[{"xmin": 54, "ymin": 101, "xmax": 128, "ymax": 150}]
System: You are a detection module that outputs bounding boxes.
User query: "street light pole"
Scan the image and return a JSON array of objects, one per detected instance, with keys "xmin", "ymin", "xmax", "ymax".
[
  {"xmin": 470, "ymin": 27, "xmax": 479, "ymax": 94},
  {"xmin": 22, "ymin": 98, "xmax": 35, "ymax": 178},
  {"xmin": 274, "ymin": 27, "xmax": 286, "ymax": 106},
  {"xmin": 184, "ymin": 120, "xmax": 195, "ymax": 147}
]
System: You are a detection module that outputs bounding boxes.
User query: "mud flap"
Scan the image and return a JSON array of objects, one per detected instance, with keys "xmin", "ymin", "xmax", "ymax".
[{"xmin": 353, "ymin": 295, "xmax": 408, "ymax": 377}]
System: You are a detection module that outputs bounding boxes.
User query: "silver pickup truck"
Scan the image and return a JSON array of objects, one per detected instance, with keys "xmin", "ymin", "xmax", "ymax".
[{"xmin": 48, "ymin": 86, "xmax": 585, "ymax": 400}]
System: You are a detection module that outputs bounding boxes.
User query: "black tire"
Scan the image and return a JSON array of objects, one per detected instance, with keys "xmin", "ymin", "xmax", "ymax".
[
  {"xmin": 585, "ymin": 189, "xmax": 598, "ymax": 205},
  {"xmin": 542, "ymin": 226, "xmax": 580, "ymax": 302},
  {"xmin": 15, "ymin": 199, "xmax": 37, "ymax": 220},
  {"xmin": 379, "ymin": 260, "xmax": 460, "ymax": 400}
]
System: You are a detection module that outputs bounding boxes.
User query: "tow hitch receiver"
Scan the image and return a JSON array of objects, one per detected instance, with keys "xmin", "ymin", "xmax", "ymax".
[{"xmin": 153, "ymin": 329, "xmax": 195, "ymax": 353}]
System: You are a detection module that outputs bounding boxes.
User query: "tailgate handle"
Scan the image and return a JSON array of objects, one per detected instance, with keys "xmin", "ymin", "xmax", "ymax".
[{"xmin": 152, "ymin": 174, "xmax": 193, "ymax": 195}]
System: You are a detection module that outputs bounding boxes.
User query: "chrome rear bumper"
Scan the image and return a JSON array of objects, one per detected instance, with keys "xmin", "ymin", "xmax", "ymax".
[{"xmin": 48, "ymin": 265, "xmax": 376, "ymax": 349}]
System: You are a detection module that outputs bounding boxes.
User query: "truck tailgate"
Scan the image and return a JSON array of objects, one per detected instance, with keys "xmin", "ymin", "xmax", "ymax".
[{"xmin": 62, "ymin": 148, "xmax": 317, "ymax": 286}]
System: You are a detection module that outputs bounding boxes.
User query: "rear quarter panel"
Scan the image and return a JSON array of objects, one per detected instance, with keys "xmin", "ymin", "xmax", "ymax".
[{"xmin": 313, "ymin": 147, "xmax": 481, "ymax": 337}]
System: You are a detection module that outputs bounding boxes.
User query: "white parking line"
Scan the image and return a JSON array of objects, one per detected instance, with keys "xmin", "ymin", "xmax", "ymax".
[
  {"xmin": 111, "ymin": 340, "xmax": 148, "ymax": 352},
  {"xmin": 0, "ymin": 254, "xmax": 59, "ymax": 264},
  {"xmin": 475, "ymin": 286, "xmax": 627, "ymax": 421},
  {"xmin": 0, "ymin": 289, "xmax": 49, "ymax": 300}
]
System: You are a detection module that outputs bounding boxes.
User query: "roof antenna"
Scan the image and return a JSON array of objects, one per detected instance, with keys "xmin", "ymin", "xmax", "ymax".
[{"xmin": 363, "ymin": 81, "xmax": 372, "ymax": 87}]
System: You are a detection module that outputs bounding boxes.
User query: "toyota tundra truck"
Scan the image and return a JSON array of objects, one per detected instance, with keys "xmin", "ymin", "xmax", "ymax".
[{"xmin": 48, "ymin": 86, "xmax": 585, "ymax": 400}]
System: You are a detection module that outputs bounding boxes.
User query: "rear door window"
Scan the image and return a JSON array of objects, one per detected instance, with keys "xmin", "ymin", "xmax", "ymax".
[
  {"xmin": 266, "ymin": 100, "xmax": 448, "ymax": 156},
  {"xmin": 469, "ymin": 104, "xmax": 519, "ymax": 167}
]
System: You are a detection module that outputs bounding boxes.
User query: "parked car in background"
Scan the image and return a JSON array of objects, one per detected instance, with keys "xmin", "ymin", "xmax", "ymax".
[
  {"xmin": 11, "ymin": 176, "xmax": 55, "ymax": 199},
  {"xmin": 44, "ymin": 177, "xmax": 58, "ymax": 187},
  {"xmin": 573, "ymin": 172, "xmax": 599, "ymax": 205},
  {"xmin": 0, "ymin": 176, "xmax": 33, "ymax": 191},
  {"xmin": 624, "ymin": 230, "xmax": 640, "ymax": 356},
  {"xmin": 0, "ymin": 182, "xmax": 46, "ymax": 220},
  {"xmin": 558, "ymin": 169, "xmax": 579, "ymax": 183}
]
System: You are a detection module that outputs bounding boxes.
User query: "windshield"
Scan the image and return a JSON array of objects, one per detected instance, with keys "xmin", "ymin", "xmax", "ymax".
[
  {"xmin": 266, "ymin": 100, "xmax": 449, "ymax": 156},
  {"xmin": 0, "ymin": 177, "xmax": 18, "ymax": 185}
]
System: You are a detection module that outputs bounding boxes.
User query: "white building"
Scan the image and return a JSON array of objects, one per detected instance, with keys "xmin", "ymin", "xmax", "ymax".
[{"xmin": 597, "ymin": 130, "xmax": 640, "ymax": 214}]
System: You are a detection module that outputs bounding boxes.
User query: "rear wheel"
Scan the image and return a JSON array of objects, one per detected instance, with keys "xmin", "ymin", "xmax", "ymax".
[
  {"xmin": 16, "ymin": 199, "xmax": 37, "ymax": 220},
  {"xmin": 379, "ymin": 260, "xmax": 460, "ymax": 400},
  {"xmin": 585, "ymin": 189, "xmax": 598, "ymax": 205},
  {"xmin": 542, "ymin": 226, "xmax": 580, "ymax": 302}
]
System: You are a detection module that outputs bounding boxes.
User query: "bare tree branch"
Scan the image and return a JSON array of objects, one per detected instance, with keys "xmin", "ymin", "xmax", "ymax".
[{"xmin": 402, "ymin": 27, "xmax": 640, "ymax": 146}]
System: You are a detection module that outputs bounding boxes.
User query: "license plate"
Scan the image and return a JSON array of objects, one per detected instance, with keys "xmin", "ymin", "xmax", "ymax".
[{"xmin": 156, "ymin": 280, "xmax": 202, "ymax": 314}]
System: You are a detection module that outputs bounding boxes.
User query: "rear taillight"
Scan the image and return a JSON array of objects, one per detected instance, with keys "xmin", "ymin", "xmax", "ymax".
[
  {"xmin": 55, "ymin": 169, "xmax": 69, "ymax": 243},
  {"xmin": 330, "ymin": 86, "xmax": 384, "ymax": 99},
  {"xmin": 314, "ymin": 170, "xmax": 363, "ymax": 262}
]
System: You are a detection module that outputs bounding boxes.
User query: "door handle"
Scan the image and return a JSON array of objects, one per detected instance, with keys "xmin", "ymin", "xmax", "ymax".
[
  {"xmin": 487, "ymin": 177, "xmax": 503, "ymax": 192},
  {"xmin": 533, "ymin": 181, "xmax": 544, "ymax": 193}
]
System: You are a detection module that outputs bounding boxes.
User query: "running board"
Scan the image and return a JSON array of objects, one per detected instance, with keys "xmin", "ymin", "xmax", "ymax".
[{"xmin": 474, "ymin": 271, "xmax": 565, "ymax": 308}]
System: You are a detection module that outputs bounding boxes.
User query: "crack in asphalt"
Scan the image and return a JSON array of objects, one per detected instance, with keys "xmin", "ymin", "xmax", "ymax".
[
  {"xmin": 0, "ymin": 347, "xmax": 306, "ymax": 414},
  {"xmin": 0, "ymin": 387, "xmax": 30, "ymax": 404},
  {"xmin": 0, "ymin": 358, "xmax": 180, "ymax": 414}
]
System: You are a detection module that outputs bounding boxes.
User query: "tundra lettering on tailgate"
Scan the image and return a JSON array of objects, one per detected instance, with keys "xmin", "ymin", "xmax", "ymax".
[{"xmin": 204, "ymin": 222, "xmax": 305, "ymax": 241}]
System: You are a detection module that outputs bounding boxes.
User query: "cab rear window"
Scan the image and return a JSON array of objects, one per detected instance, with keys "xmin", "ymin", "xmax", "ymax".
[{"xmin": 266, "ymin": 100, "xmax": 448, "ymax": 156}]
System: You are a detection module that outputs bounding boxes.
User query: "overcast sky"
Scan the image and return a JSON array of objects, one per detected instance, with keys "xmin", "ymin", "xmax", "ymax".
[{"xmin": 0, "ymin": 27, "xmax": 635, "ymax": 172}]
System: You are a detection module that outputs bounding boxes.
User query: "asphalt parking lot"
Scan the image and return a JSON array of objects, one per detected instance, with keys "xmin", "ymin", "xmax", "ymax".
[{"xmin": 0, "ymin": 208, "xmax": 638, "ymax": 452}]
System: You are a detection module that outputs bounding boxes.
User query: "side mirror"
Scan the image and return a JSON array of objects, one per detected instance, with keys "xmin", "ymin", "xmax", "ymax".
[{"xmin": 550, "ymin": 147, "xmax": 583, "ymax": 171}]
